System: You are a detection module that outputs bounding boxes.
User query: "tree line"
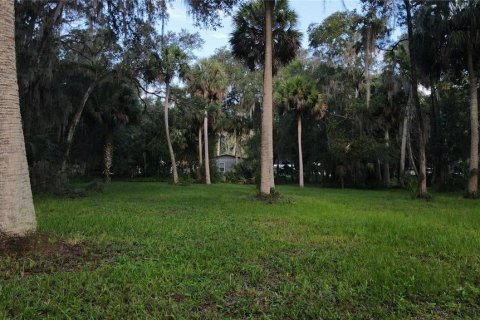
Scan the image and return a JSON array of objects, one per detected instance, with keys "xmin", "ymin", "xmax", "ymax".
[{"xmin": 0, "ymin": 0, "xmax": 479, "ymax": 236}]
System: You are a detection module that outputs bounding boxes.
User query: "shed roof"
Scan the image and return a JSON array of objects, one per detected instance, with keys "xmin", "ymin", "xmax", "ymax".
[{"xmin": 215, "ymin": 154, "xmax": 246, "ymax": 160}]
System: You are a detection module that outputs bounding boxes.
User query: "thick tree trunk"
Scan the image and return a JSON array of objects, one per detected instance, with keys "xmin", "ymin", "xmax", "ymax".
[
  {"xmin": 405, "ymin": 0, "xmax": 428, "ymax": 197},
  {"xmin": 260, "ymin": 0, "xmax": 275, "ymax": 195},
  {"xmin": 467, "ymin": 42, "xmax": 479, "ymax": 198},
  {"xmin": 62, "ymin": 80, "xmax": 97, "ymax": 172},
  {"xmin": 103, "ymin": 127, "xmax": 113, "ymax": 183},
  {"xmin": 0, "ymin": 1, "xmax": 37, "ymax": 236},
  {"xmin": 204, "ymin": 112, "xmax": 211, "ymax": 185},
  {"xmin": 164, "ymin": 83, "xmax": 178, "ymax": 184},
  {"xmin": 298, "ymin": 116, "xmax": 304, "ymax": 188}
]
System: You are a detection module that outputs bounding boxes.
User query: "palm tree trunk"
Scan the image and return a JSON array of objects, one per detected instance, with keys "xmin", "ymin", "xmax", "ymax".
[
  {"xmin": 260, "ymin": 0, "xmax": 275, "ymax": 195},
  {"xmin": 204, "ymin": 111, "xmax": 211, "ymax": 185},
  {"xmin": 196, "ymin": 126, "xmax": 203, "ymax": 180},
  {"xmin": 399, "ymin": 88, "xmax": 416, "ymax": 187},
  {"xmin": 383, "ymin": 129, "xmax": 390, "ymax": 187},
  {"xmin": 400, "ymin": 98, "xmax": 410, "ymax": 187},
  {"xmin": 103, "ymin": 126, "xmax": 113, "ymax": 183},
  {"xmin": 62, "ymin": 80, "xmax": 97, "ymax": 172},
  {"xmin": 0, "ymin": 1, "xmax": 37, "ymax": 236},
  {"xmin": 217, "ymin": 134, "xmax": 221, "ymax": 156},
  {"xmin": 405, "ymin": 0, "xmax": 427, "ymax": 197},
  {"xmin": 164, "ymin": 83, "xmax": 178, "ymax": 184},
  {"xmin": 297, "ymin": 116, "xmax": 304, "ymax": 188},
  {"xmin": 198, "ymin": 126, "xmax": 203, "ymax": 166},
  {"xmin": 430, "ymin": 79, "xmax": 441, "ymax": 186},
  {"xmin": 467, "ymin": 41, "xmax": 478, "ymax": 198}
]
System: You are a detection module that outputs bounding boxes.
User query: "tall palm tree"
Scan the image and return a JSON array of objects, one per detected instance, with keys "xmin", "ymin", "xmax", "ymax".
[
  {"xmin": 275, "ymin": 75, "xmax": 327, "ymax": 187},
  {"xmin": 263, "ymin": 0, "xmax": 275, "ymax": 194},
  {"xmin": 0, "ymin": 1, "xmax": 37, "ymax": 235},
  {"xmin": 414, "ymin": 2, "xmax": 450, "ymax": 186},
  {"xmin": 183, "ymin": 94, "xmax": 207, "ymax": 179},
  {"xmin": 404, "ymin": 0, "xmax": 428, "ymax": 198},
  {"xmin": 230, "ymin": 0, "xmax": 301, "ymax": 195},
  {"xmin": 448, "ymin": 0, "xmax": 480, "ymax": 198},
  {"xmin": 89, "ymin": 81, "xmax": 137, "ymax": 182},
  {"xmin": 146, "ymin": 33, "xmax": 193, "ymax": 184},
  {"xmin": 359, "ymin": 2, "xmax": 389, "ymax": 109},
  {"xmin": 187, "ymin": 59, "xmax": 227, "ymax": 184}
]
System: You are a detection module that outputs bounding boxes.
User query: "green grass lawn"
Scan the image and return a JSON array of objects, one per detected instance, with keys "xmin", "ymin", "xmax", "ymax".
[{"xmin": 1, "ymin": 183, "xmax": 480, "ymax": 319}]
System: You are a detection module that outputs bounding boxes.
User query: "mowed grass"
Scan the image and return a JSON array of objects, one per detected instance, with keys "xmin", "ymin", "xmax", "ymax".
[{"xmin": 1, "ymin": 183, "xmax": 480, "ymax": 319}]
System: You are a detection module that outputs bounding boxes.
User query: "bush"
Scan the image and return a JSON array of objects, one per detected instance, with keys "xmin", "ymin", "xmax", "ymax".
[
  {"xmin": 225, "ymin": 161, "xmax": 256, "ymax": 184},
  {"xmin": 402, "ymin": 172, "xmax": 418, "ymax": 198}
]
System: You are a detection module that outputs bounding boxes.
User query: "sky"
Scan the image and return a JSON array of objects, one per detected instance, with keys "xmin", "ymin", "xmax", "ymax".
[{"xmin": 164, "ymin": 0, "xmax": 363, "ymax": 58}]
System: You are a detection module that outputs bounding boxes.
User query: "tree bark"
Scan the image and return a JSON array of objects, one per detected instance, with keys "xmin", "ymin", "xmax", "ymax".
[
  {"xmin": 164, "ymin": 83, "xmax": 178, "ymax": 184},
  {"xmin": 143, "ymin": 151, "xmax": 147, "ymax": 177},
  {"xmin": 429, "ymin": 79, "xmax": 440, "ymax": 186},
  {"xmin": 407, "ymin": 128, "xmax": 419, "ymax": 177},
  {"xmin": 399, "ymin": 93, "xmax": 411, "ymax": 187},
  {"xmin": 405, "ymin": 0, "xmax": 428, "ymax": 197},
  {"xmin": 0, "ymin": 1, "xmax": 37, "ymax": 236},
  {"xmin": 297, "ymin": 116, "xmax": 304, "ymax": 188},
  {"xmin": 198, "ymin": 126, "xmax": 203, "ymax": 166},
  {"xmin": 260, "ymin": 0, "xmax": 275, "ymax": 195},
  {"xmin": 383, "ymin": 129, "xmax": 390, "ymax": 187},
  {"xmin": 376, "ymin": 158, "xmax": 382, "ymax": 186},
  {"xmin": 204, "ymin": 111, "xmax": 211, "ymax": 185},
  {"xmin": 467, "ymin": 41, "xmax": 478, "ymax": 198},
  {"xmin": 61, "ymin": 80, "xmax": 97, "ymax": 172},
  {"xmin": 35, "ymin": 0, "xmax": 67, "ymax": 67},
  {"xmin": 103, "ymin": 126, "xmax": 113, "ymax": 183}
]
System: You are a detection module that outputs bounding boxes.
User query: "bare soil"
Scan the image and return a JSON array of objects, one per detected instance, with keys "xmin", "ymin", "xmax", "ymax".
[{"xmin": 0, "ymin": 232, "xmax": 103, "ymax": 278}]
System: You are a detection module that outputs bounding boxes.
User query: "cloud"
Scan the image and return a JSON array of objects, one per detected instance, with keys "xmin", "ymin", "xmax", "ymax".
[{"xmin": 211, "ymin": 32, "xmax": 229, "ymax": 40}]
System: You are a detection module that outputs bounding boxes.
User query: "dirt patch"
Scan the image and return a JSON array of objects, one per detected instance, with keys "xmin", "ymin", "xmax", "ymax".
[{"xmin": 0, "ymin": 232, "xmax": 104, "ymax": 278}]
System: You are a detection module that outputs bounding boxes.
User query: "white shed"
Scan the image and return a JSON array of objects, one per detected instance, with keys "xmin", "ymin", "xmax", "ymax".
[{"xmin": 215, "ymin": 154, "xmax": 244, "ymax": 174}]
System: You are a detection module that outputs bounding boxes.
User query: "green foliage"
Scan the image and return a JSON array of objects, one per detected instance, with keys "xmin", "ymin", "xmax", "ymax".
[
  {"xmin": 13, "ymin": 0, "xmax": 480, "ymax": 194},
  {"xmin": 225, "ymin": 161, "xmax": 256, "ymax": 184},
  {"xmin": 275, "ymin": 74, "xmax": 327, "ymax": 118},
  {"xmin": 230, "ymin": 0, "xmax": 301, "ymax": 73},
  {"xmin": 308, "ymin": 11, "xmax": 362, "ymax": 65},
  {"xmin": 403, "ymin": 173, "xmax": 419, "ymax": 198}
]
